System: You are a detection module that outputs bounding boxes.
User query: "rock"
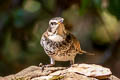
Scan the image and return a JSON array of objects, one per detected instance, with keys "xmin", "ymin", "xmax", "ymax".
[
  {"xmin": 1, "ymin": 64, "xmax": 120, "ymax": 80},
  {"xmin": 68, "ymin": 64, "xmax": 112, "ymax": 79}
]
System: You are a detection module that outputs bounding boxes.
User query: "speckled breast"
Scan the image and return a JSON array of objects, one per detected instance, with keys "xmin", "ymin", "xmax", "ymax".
[{"xmin": 41, "ymin": 35, "xmax": 78, "ymax": 60}]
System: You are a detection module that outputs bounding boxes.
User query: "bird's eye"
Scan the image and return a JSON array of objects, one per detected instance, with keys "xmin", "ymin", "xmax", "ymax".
[
  {"xmin": 51, "ymin": 22, "xmax": 57, "ymax": 25},
  {"xmin": 51, "ymin": 22, "xmax": 53, "ymax": 25}
]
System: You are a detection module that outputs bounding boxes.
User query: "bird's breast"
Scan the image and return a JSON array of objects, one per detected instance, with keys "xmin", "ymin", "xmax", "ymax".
[
  {"xmin": 48, "ymin": 34, "xmax": 64, "ymax": 42},
  {"xmin": 41, "ymin": 34, "xmax": 78, "ymax": 61},
  {"xmin": 41, "ymin": 35, "xmax": 71, "ymax": 54}
]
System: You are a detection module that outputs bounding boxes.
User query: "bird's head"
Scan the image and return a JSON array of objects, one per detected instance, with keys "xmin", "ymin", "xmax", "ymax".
[
  {"xmin": 49, "ymin": 17, "xmax": 64, "ymax": 29},
  {"xmin": 48, "ymin": 17, "xmax": 66, "ymax": 35},
  {"xmin": 47, "ymin": 17, "xmax": 66, "ymax": 41}
]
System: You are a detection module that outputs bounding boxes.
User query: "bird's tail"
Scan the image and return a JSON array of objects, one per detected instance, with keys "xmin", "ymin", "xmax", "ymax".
[{"xmin": 79, "ymin": 50, "xmax": 95, "ymax": 55}]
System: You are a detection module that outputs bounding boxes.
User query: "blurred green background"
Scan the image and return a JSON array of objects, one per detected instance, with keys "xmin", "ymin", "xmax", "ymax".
[{"xmin": 0, "ymin": 0, "xmax": 120, "ymax": 78}]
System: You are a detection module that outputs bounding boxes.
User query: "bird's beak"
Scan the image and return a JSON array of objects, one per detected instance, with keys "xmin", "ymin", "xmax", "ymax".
[
  {"xmin": 58, "ymin": 18, "xmax": 64, "ymax": 24},
  {"xmin": 57, "ymin": 22, "xmax": 62, "ymax": 25}
]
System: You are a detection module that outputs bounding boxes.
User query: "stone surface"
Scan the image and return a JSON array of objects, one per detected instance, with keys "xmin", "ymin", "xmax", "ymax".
[{"xmin": 0, "ymin": 64, "xmax": 120, "ymax": 80}]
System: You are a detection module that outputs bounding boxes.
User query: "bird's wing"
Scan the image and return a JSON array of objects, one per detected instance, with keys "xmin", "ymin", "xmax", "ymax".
[
  {"xmin": 66, "ymin": 32, "xmax": 82, "ymax": 53},
  {"xmin": 68, "ymin": 33, "xmax": 94, "ymax": 55},
  {"xmin": 40, "ymin": 32, "xmax": 48, "ymax": 47}
]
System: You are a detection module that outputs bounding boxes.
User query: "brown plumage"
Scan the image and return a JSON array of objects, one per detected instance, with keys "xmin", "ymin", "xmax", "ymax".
[{"xmin": 40, "ymin": 17, "xmax": 93, "ymax": 66}]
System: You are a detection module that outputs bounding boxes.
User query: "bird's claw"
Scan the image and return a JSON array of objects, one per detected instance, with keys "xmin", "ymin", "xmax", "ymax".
[
  {"xmin": 39, "ymin": 63, "xmax": 54, "ymax": 67},
  {"xmin": 39, "ymin": 63, "xmax": 54, "ymax": 71},
  {"xmin": 44, "ymin": 64, "xmax": 54, "ymax": 67}
]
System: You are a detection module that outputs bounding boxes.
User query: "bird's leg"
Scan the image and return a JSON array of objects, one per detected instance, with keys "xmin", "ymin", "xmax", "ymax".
[
  {"xmin": 38, "ymin": 58, "xmax": 55, "ymax": 72},
  {"xmin": 70, "ymin": 59, "xmax": 74, "ymax": 65},
  {"xmin": 39, "ymin": 58, "xmax": 55, "ymax": 68},
  {"xmin": 45, "ymin": 57, "xmax": 55, "ymax": 67},
  {"xmin": 50, "ymin": 57, "xmax": 55, "ymax": 66}
]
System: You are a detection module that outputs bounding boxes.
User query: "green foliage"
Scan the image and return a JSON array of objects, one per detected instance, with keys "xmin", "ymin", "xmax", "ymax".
[
  {"xmin": 13, "ymin": 9, "xmax": 25, "ymax": 28},
  {"xmin": 108, "ymin": 0, "xmax": 120, "ymax": 20},
  {"xmin": 79, "ymin": 0, "xmax": 102, "ymax": 15},
  {"xmin": 79, "ymin": 0, "xmax": 90, "ymax": 15},
  {"xmin": 23, "ymin": 0, "xmax": 41, "ymax": 13}
]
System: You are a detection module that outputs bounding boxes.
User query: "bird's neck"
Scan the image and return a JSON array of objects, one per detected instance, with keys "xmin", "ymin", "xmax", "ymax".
[{"xmin": 47, "ymin": 24, "xmax": 67, "ymax": 42}]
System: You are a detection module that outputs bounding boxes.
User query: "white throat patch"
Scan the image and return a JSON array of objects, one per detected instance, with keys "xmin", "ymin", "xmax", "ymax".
[{"xmin": 48, "ymin": 34, "xmax": 64, "ymax": 42}]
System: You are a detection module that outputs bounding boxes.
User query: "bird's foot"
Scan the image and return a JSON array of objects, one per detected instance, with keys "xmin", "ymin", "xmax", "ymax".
[
  {"xmin": 39, "ymin": 63, "xmax": 54, "ymax": 68},
  {"xmin": 39, "ymin": 63, "xmax": 54, "ymax": 72},
  {"xmin": 39, "ymin": 63, "xmax": 43, "ymax": 67},
  {"xmin": 44, "ymin": 64, "xmax": 54, "ymax": 67}
]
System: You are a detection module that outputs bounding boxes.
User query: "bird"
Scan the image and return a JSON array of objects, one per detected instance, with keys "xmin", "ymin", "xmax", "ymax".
[{"xmin": 40, "ymin": 17, "xmax": 93, "ymax": 66}]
